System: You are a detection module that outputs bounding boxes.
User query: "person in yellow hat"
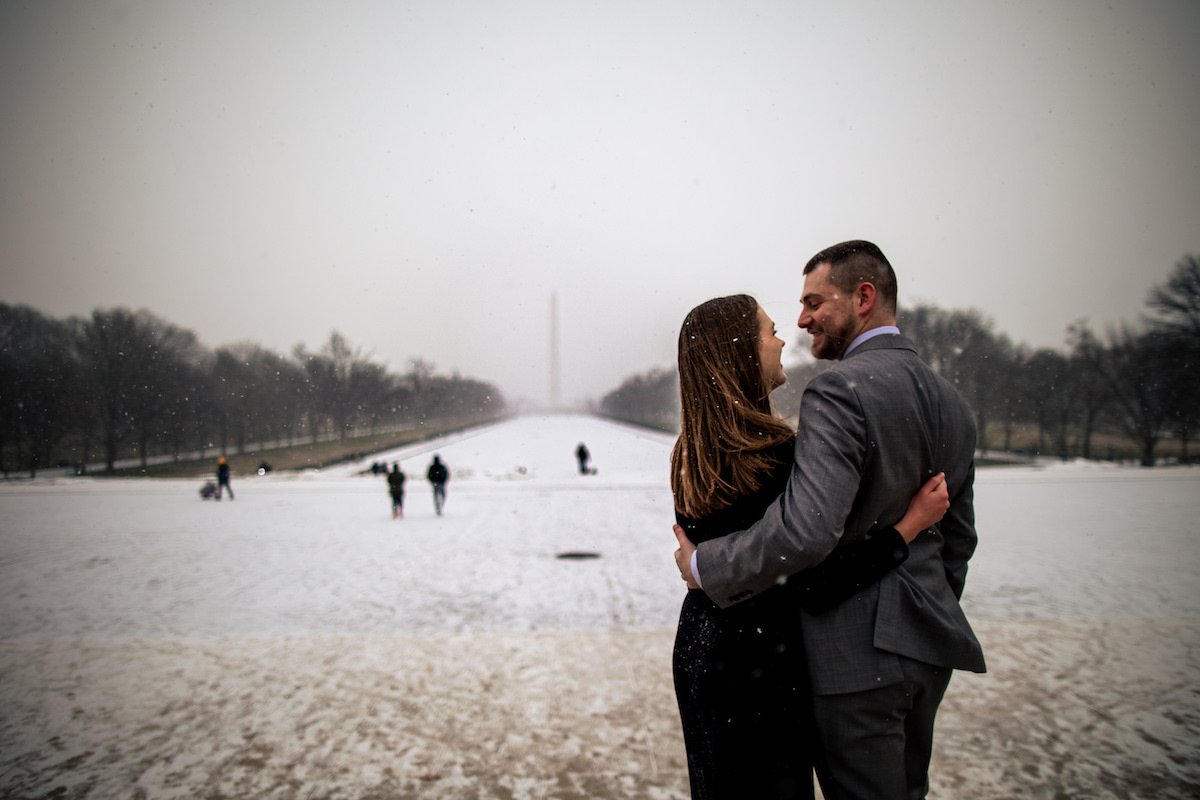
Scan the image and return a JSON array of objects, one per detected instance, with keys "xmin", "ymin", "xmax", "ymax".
[{"xmin": 216, "ymin": 456, "xmax": 234, "ymax": 501}]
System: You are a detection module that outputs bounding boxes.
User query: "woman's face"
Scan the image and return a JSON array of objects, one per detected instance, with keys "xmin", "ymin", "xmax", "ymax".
[{"xmin": 756, "ymin": 306, "xmax": 787, "ymax": 391}]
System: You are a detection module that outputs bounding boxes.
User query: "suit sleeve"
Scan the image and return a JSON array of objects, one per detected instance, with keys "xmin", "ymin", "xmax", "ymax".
[
  {"xmin": 694, "ymin": 370, "xmax": 867, "ymax": 609},
  {"xmin": 940, "ymin": 460, "xmax": 977, "ymax": 599}
]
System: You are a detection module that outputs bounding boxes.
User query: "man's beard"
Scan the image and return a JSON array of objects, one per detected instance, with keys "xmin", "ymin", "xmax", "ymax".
[{"xmin": 809, "ymin": 317, "xmax": 855, "ymax": 360}]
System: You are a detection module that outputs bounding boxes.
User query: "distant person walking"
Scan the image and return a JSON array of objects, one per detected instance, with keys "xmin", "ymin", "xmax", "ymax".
[
  {"xmin": 427, "ymin": 455, "xmax": 449, "ymax": 516},
  {"xmin": 216, "ymin": 456, "xmax": 234, "ymax": 501},
  {"xmin": 387, "ymin": 463, "xmax": 406, "ymax": 519},
  {"xmin": 575, "ymin": 442, "xmax": 592, "ymax": 475}
]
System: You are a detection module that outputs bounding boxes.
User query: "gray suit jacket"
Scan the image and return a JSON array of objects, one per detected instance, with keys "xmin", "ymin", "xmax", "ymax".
[{"xmin": 695, "ymin": 333, "xmax": 986, "ymax": 694}]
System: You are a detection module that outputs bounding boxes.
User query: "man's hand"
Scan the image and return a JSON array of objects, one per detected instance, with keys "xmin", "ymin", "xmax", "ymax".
[{"xmin": 673, "ymin": 525, "xmax": 699, "ymax": 589}]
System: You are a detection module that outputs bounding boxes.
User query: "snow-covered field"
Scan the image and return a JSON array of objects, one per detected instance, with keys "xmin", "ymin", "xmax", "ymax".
[{"xmin": 1, "ymin": 414, "xmax": 1197, "ymax": 799}]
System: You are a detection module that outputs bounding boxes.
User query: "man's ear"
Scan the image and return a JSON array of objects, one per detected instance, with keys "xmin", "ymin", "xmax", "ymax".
[{"xmin": 854, "ymin": 281, "xmax": 878, "ymax": 317}]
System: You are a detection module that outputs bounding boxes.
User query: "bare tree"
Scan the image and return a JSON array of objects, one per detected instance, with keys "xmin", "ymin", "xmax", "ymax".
[
  {"xmin": 130, "ymin": 312, "xmax": 207, "ymax": 467},
  {"xmin": 211, "ymin": 346, "xmax": 257, "ymax": 455},
  {"xmin": 76, "ymin": 309, "xmax": 148, "ymax": 471},
  {"xmin": 0, "ymin": 304, "xmax": 79, "ymax": 476},
  {"xmin": 1019, "ymin": 349, "xmax": 1074, "ymax": 459},
  {"xmin": 5, "ymin": 304, "xmax": 509, "ymax": 472},
  {"xmin": 1146, "ymin": 255, "xmax": 1200, "ymax": 342},
  {"xmin": 74, "ymin": 309, "xmax": 207, "ymax": 470},
  {"xmin": 599, "ymin": 367, "xmax": 678, "ymax": 431},
  {"xmin": 899, "ymin": 304, "xmax": 1012, "ymax": 452},
  {"xmin": 292, "ymin": 343, "xmax": 332, "ymax": 443},
  {"xmin": 1066, "ymin": 322, "xmax": 1112, "ymax": 460},
  {"xmin": 1144, "ymin": 257, "xmax": 1200, "ymax": 460},
  {"xmin": 1075, "ymin": 323, "xmax": 1178, "ymax": 466}
]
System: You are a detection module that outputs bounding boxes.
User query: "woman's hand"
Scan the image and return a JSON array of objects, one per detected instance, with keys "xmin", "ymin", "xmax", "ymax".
[{"xmin": 895, "ymin": 472, "xmax": 948, "ymax": 543}]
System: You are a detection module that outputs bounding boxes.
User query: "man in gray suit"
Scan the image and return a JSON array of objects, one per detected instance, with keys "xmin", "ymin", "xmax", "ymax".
[{"xmin": 674, "ymin": 240, "xmax": 985, "ymax": 799}]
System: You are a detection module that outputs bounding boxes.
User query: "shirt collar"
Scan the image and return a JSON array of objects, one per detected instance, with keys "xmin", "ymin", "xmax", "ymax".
[{"xmin": 843, "ymin": 325, "xmax": 900, "ymax": 358}]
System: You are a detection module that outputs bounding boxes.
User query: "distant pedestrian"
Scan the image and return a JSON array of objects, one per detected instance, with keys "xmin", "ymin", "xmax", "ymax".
[
  {"xmin": 387, "ymin": 463, "xmax": 406, "ymax": 519},
  {"xmin": 575, "ymin": 442, "xmax": 592, "ymax": 475},
  {"xmin": 426, "ymin": 455, "xmax": 449, "ymax": 516},
  {"xmin": 216, "ymin": 456, "xmax": 234, "ymax": 500}
]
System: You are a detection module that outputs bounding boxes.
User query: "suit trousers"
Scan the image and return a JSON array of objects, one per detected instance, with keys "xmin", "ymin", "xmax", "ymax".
[{"xmin": 810, "ymin": 656, "xmax": 951, "ymax": 800}]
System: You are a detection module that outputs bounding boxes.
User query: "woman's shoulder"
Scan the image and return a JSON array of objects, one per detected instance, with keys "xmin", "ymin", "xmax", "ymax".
[
  {"xmin": 676, "ymin": 501, "xmax": 752, "ymax": 541},
  {"xmin": 674, "ymin": 434, "xmax": 794, "ymax": 530}
]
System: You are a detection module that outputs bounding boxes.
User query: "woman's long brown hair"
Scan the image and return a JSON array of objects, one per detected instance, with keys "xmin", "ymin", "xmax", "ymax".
[{"xmin": 670, "ymin": 294, "xmax": 794, "ymax": 518}]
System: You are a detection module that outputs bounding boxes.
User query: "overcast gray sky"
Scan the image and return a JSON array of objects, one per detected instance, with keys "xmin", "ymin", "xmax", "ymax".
[{"xmin": 2, "ymin": 0, "xmax": 1197, "ymax": 405}]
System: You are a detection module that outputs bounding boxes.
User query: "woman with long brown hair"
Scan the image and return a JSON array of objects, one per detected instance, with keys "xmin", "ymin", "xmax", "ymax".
[{"xmin": 671, "ymin": 294, "xmax": 947, "ymax": 799}]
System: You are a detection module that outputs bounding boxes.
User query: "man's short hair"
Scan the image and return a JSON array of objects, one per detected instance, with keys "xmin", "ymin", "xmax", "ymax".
[{"xmin": 804, "ymin": 240, "xmax": 897, "ymax": 312}]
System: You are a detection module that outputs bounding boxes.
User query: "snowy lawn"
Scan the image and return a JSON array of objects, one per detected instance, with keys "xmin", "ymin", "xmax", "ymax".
[{"xmin": 1, "ymin": 414, "xmax": 1197, "ymax": 799}]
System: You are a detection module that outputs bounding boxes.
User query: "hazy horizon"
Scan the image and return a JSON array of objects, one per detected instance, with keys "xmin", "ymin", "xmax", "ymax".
[
  {"xmin": 3, "ymin": 1, "xmax": 1197, "ymax": 404},
  {"xmin": 0, "ymin": 282, "xmax": 1174, "ymax": 410}
]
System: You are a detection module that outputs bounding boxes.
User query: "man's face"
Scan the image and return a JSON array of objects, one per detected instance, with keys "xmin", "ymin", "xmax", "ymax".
[{"xmin": 798, "ymin": 263, "xmax": 858, "ymax": 360}]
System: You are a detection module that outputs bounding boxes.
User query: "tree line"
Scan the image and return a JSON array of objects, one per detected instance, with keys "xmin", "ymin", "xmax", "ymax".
[
  {"xmin": 0, "ymin": 306, "xmax": 505, "ymax": 476},
  {"xmin": 601, "ymin": 256, "xmax": 1200, "ymax": 467}
]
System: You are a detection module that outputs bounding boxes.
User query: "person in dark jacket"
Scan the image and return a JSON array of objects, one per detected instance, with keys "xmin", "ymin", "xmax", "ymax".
[
  {"xmin": 426, "ymin": 455, "xmax": 449, "ymax": 516},
  {"xmin": 386, "ymin": 462, "xmax": 406, "ymax": 519},
  {"xmin": 575, "ymin": 442, "xmax": 591, "ymax": 474},
  {"xmin": 216, "ymin": 456, "xmax": 234, "ymax": 501}
]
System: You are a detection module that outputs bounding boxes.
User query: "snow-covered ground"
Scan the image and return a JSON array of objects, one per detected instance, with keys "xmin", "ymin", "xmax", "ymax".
[{"xmin": 2, "ymin": 414, "xmax": 1198, "ymax": 799}]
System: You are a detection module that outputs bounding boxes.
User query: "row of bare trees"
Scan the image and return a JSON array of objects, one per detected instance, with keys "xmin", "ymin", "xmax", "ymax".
[
  {"xmin": 601, "ymin": 256, "xmax": 1200, "ymax": 467},
  {"xmin": 0, "ymin": 307, "xmax": 504, "ymax": 476}
]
